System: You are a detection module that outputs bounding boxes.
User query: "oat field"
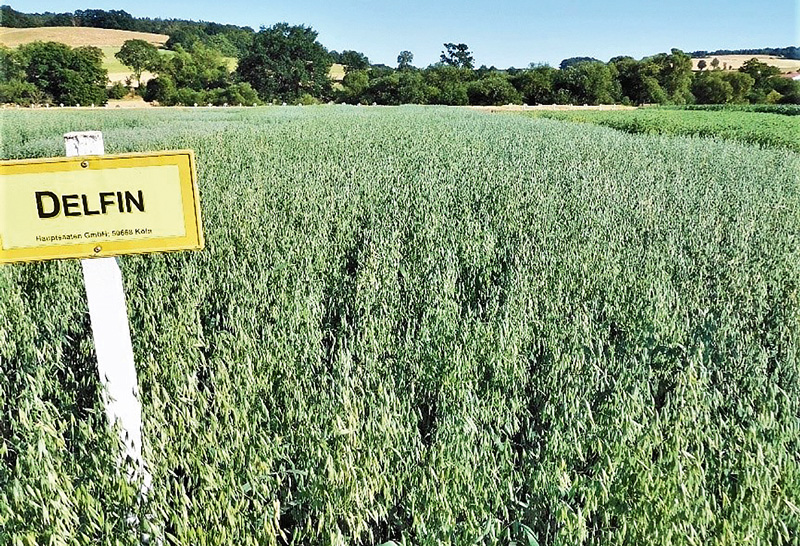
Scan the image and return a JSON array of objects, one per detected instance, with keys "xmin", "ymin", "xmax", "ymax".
[{"xmin": 1, "ymin": 106, "xmax": 799, "ymax": 545}]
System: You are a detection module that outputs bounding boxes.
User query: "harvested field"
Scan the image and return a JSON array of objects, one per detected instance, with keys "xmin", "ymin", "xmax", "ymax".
[
  {"xmin": 691, "ymin": 54, "xmax": 800, "ymax": 73},
  {"xmin": 0, "ymin": 26, "xmax": 168, "ymax": 48}
]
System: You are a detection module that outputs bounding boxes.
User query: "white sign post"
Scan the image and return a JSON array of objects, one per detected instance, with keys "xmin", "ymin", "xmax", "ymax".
[
  {"xmin": 2, "ymin": 134, "xmax": 202, "ymax": 542},
  {"xmin": 64, "ymin": 132, "xmax": 152, "ymax": 523}
]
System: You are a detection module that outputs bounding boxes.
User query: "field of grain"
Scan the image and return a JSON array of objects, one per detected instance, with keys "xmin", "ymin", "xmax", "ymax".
[
  {"xmin": 0, "ymin": 26, "xmax": 169, "ymax": 48},
  {"xmin": 1, "ymin": 106, "xmax": 799, "ymax": 545},
  {"xmin": 522, "ymin": 107, "xmax": 800, "ymax": 151}
]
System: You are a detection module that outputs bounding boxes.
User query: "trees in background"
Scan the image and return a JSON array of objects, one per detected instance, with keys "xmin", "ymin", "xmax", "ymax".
[
  {"xmin": 555, "ymin": 61, "xmax": 617, "ymax": 104},
  {"xmin": 397, "ymin": 51, "xmax": 414, "ymax": 70},
  {"xmin": 336, "ymin": 50, "xmax": 370, "ymax": 72},
  {"xmin": 115, "ymin": 39, "xmax": 160, "ymax": 86},
  {"xmin": 0, "ymin": 42, "xmax": 108, "ymax": 105},
  {"xmin": 237, "ymin": 23, "xmax": 332, "ymax": 103},
  {"xmin": 143, "ymin": 43, "xmax": 259, "ymax": 105},
  {"xmin": 467, "ymin": 73, "xmax": 521, "ymax": 105},
  {"xmin": 0, "ymin": 6, "xmax": 257, "ymax": 59},
  {"xmin": 330, "ymin": 45, "xmax": 799, "ymax": 107},
  {"xmin": 2, "ymin": 4, "xmax": 799, "ymax": 108},
  {"xmin": 559, "ymin": 57, "xmax": 601, "ymax": 70},
  {"xmin": 651, "ymin": 49, "xmax": 694, "ymax": 104},
  {"xmin": 423, "ymin": 65, "xmax": 471, "ymax": 105},
  {"xmin": 610, "ymin": 56, "xmax": 667, "ymax": 104},
  {"xmin": 441, "ymin": 43, "xmax": 474, "ymax": 69},
  {"xmin": 511, "ymin": 65, "xmax": 557, "ymax": 104},
  {"xmin": 738, "ymin": 58, "xmax": 783, "ymax": 102}
]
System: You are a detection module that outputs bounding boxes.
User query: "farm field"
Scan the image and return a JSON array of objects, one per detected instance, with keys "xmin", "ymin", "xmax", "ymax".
[
  {"xmin": 1, "ymin": 106, "xmax": 799, "ymax": 545},
  {"xmin": 0, "ymin": 26, "xmax": 171, "ymax": 86},
  {"xmin": 522, "ymin": 107, "xmax": 800, "ymax": 152},
  {"xmin": 690, "ymin": 54, "xmax": 800, "ymax": 73},
  {"xmin": 0, "ymin": 26, "xmax": 169, "ymax": 48}
]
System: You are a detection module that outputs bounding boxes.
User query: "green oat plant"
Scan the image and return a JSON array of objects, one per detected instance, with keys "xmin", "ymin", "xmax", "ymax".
[
  {"xmin": 653, "ymin": 104, "xmax": 800, "ymax": 116},
  {"xmin": 522, "ymin": 108, "xmax": 800, "ymax": 152},
  {"xmin": 1, "ymin": 106, "xmax": 799, "ymax": 546}
]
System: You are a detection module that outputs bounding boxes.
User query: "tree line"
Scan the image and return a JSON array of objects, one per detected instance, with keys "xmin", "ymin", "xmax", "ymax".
[
  {"xmin": 1, "ymin": 10, "xmax": 798, "ymax": 107},
  {"xmin": 688, "ymin": 46, "xmax": 799, "ymax": 60}
]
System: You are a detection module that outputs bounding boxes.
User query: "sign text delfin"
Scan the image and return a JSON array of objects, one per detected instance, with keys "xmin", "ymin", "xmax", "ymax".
[
  {"xmin": 35, "ymin": 190, "xmax": 146, "ymax": 218},
  {"xmin": 0, "ymin": 151, "xmax": 203, "ymax": 263}
]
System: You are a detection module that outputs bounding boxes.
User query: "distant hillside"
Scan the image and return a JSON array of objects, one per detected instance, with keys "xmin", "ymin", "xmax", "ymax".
[
  {"xmin": 689, "ymin": 46, "xmax": 799, "ymax": 60},
  {"xmin": 691, "ymin": 54, "xmax": 800, "ymax": 74},
  {"xmin": 0, "ymin": 26, "xmax": 168, "ymax": 48},
  {"xmin": 0, "ymin": 5, "xmax": 254, "ymax": 57}
]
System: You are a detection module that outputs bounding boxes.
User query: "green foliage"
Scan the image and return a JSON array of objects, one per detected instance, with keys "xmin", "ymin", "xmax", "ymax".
[
  {"xmin": 0, "ymin": 45, "xmax": 25, "ymax": 82},
  {"xmin": 558, "ymin": 56, "xmax": 601, "ymax": 70},
  {"xmin": 107, "ymin": 80, "xmax": 128, "ymax": 100},
  {"xmin": 511, "ymin": 65, "xmax": 558, "ymax": 105},
  {"xmin": 141, "ymin": 44, "xmax": 257, "ymax": 106},
  {"xmin": 115, "ymin": 39, "xmax": 161, "ymax": 86},
  {"xmin": 555, "ymin": 61, "xmax": 618, "ymax": 105},
  {"xmin": 423, "ymin": 65, "xmax": 471, "ymax": 105},
  {"xmin": 466, "ymin": 73, "xmax": 521, "ymax": 105},
  {"xmin": 15, "ymin": 41, "xmax": 108, "ymax": 105},
  {"xmin": 692, "ymin": 72, "xmax": 734, "ymax": 104},
  {"xmin": 524, "ymin": 108, "xmax": 800, "ymax": 151},
  {"xmin": 440, "ymin": 43, "xmax": 474, "ymax": 70},
  {"xmin": 768, "ymin": 77, "xmax": 800, "ymax": 105},
  {"xmin": 2, "ymin": 106, "xmax": 800, "ymax": 545},
  {"xmin": 364, "ymin": 71, "xmax": 428, "ymax": 105},
  {"xmin": 339, "ymin": 70, "xmax": 369, "ymax": 103},
  {"xmin": 718, "ymin": 71, "xmax": 755, "ymax": 104},
  {"xmin": 657, "ymin": 103, "xmax": 800, "ymax": 115},
  {"xmin": 609, "ymin": 56, "xmax": 667, "ymax": 105},
  {"xmin": 236, "ymin": 23, "xmax": 333, "ymax": 103},
  {"xmin": 0, "ymin": 45, "xmax": 42, "ymax": 104},
  {"xmin": 651, "ymin": 49, "xmax": 694, "ymax": 104},
  {"xmin": 738, "ymin": 58, "xmax": 782, "ymax": 89},
  {"xmin": 0, "ymin": 78, "xmax": 41, "ymax": 105},
  {"xmin": 688, "ymin": 69, "xmax": 760, "ymax": 106},
  {"xmin": 338, "ymin": 50, "xmax": 370, "ymax": 73},
  {"xmin": 397, "ymin": 51, "xmax": 414, "ymax": 71}
]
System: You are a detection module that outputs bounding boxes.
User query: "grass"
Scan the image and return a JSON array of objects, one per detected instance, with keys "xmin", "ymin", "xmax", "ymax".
[
  {"xmin": 1, "ymin": 106, "xmax": 799, "ymax": 545},
  {"xmin": 100, "ymin": 45, "xmax": 130, "ymax": 74},
  {"xmin": 521, "ymin": 107, "xmax": 800, "ymax": 151}
]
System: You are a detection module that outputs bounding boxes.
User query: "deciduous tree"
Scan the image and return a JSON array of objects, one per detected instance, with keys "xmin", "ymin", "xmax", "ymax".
[
  {"xmin": 236, "ymin": 23, "xmax": 332, "ymax": 102},
  {"xmin": 115, "ymin": 39, "xmax": 160, "ymax": 86},
  {"xmin": 397, "ymin": 50, "xmax": 414, "ymax": 70},
  {"xmin": 440, "ymin": 43, "xmax": 474, "ymax": 69},
  {"xmin": 17, "ymin": 41, "xmax": 107, "ymax": 105},
  {"xmin": 339, "ymin": 50, "xmax": 370, "ymax": 72}
]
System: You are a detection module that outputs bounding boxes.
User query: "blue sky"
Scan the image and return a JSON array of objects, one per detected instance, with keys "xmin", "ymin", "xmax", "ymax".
[{"xmin": 14, "ymin": 1, "xmax": 799, "ymax": 67}]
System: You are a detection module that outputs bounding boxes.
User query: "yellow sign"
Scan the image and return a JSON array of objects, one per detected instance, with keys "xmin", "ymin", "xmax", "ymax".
[{"xmin": 0, "ymin": 151, "xmax": 203, "ymax": 264}]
